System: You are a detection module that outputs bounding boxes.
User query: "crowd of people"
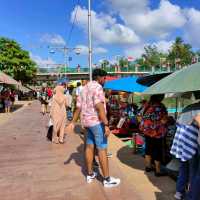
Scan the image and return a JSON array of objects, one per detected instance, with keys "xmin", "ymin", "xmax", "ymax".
[
  {"xmin": 40, "ymin": 70, "xmax": 121, "ymax": 188},
  {"xmin": 116, "ymin": 91, "xmax": 200, "ymax": 200},
  {"xmin": 37, "ymin": 69, "xmax": 200, "ymax": 198}
]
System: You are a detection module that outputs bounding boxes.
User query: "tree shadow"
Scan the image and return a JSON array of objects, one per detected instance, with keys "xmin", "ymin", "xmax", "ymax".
[{"xmin": 117, "ymin": 145, "xmax": 176, "ymax": 200}]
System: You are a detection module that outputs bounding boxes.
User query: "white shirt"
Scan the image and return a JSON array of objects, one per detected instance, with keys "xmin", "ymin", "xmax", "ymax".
[
  {"xmin": 65, "ymin": 94, "xmax": 72, "ymax": 108},
  {"xmin": 75, "ymin": 85, "xmax": 83, "ymax": 96}
]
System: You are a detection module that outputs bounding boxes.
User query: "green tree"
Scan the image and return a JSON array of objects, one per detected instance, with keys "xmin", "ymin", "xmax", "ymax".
[
  {"xmin": 101, "ymin": 60, "xmax": 109, "ymax": 70},
  {"xmin": 168, "ymin": 37, "xmax": 194, "ymax": 68},
  {"xmin": 119, "ymin": 57, "xmax": 128, "ymax": 68},
  {"xmin": 0, "ymin": 37, "xmax": 37, "ymax": 83},
  {"xmin": 196, "ymin": 50, "xmax": 200, "ymax": 56},
  {"xmin": 142, "ymin": 45, "xmax": 167, "ymax": 70}
]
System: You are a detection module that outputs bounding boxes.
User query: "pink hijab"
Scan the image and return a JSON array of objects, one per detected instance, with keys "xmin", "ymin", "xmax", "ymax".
[{"xmin": 54, "ymin": 85, "xmax": 66, "ymax": 106}]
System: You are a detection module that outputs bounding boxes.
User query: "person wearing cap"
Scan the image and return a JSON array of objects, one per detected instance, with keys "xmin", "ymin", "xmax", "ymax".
[{"xmin": 68, "ymin": 68, "xmax": 120, "ymax": 188}]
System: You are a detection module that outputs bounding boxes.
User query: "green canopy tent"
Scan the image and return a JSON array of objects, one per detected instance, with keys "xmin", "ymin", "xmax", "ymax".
[
  {"xmin": 144, "ymin": 63, "xmax": 200, "ymax": 94},
  {"xmin": 143, "ymin": 64, "xmax": 200, "ymax": 173}
]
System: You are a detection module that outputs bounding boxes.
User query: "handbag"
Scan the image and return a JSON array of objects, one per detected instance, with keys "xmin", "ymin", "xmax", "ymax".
[
  {"xmin": 46, "ymin": 125, "xmax": 53, "ymax": 141},
  {"xmin": 48, "ymin": 118, "xmax": 53, "ymax": 127}
]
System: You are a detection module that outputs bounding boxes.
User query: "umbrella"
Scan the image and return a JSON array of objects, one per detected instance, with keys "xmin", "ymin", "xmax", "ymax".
[
  {"xmin": 137, "ymin": 72, "xmax": 171, "ymax": 87},
  {"xmin": 144, "ymin": 63, "xmax": 200, "ymax": 94},
  {"xmin": 0, "ymin": 71, "xmax": 20, "ymax": 86},
  {"xmin": 104, "ymin": 76, "xmax": 147, "ymax": 93}
]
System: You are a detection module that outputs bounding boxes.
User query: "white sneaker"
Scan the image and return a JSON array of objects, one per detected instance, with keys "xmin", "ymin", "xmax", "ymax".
[
  {"xmin": 86, "ymin": 172, "xmax": 97, "ymax": 183},
  {"xmin": 103, "ymin": 176, "xmax": 121, "ymax": 188},
  {"xmin": 174, "ymin": 192, "xmax": 182, "ymax": 200},
  {"xmin": 107, "ymin": 152, "xmax": 113, "ymax": 158}
]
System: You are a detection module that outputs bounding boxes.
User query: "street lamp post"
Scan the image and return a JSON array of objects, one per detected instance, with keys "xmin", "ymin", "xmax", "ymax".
[
  {"xmin": 88, "ymin": 0, "xmax": 92, "ymax": 81},
  {"xmin": 63, "ymin": 46, "xmax": 68, "ymax": 75},
  {"xmin": 48, "ymin": 46, "xmax": 81, "ymax": 77}
]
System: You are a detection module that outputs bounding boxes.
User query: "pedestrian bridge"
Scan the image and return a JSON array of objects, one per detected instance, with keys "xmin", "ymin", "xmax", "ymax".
[{"xmin": 36, "ymin": 66, "xmax": 173, "ymax": 81}]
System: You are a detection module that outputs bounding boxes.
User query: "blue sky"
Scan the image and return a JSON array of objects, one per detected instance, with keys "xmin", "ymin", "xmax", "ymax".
[{"xmin": 1, "ymin": 0, "xmax": 200, "ymax": 69}]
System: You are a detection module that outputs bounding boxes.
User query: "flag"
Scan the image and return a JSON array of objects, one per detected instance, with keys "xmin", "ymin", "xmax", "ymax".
[{"xmin": 127, "ymin": 56, "xmax": 134, "ymax": 62}]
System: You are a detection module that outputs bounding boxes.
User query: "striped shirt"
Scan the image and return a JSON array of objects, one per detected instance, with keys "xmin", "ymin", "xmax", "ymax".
[{"xmin": 170, "ymin": 122, "xmax": 199, "ymax": 162}]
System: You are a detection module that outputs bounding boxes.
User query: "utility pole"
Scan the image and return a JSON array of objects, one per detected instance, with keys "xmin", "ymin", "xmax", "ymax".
[
  {"xmin": 48, "ymin": 46, "xmax": 81, "ymax": 77},
  {"xmin": 88, "ymin": 0, "xmax": 92, "ymax": 81}
]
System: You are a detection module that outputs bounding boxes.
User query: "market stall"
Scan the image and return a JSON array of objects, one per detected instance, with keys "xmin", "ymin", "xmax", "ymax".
[
  {"xmin": 104, "ymin": 77, "xmax": 147, "ymax": 153},
  {"xmin": 142, "ymin": 63, "xmax": 200, "ymax": 174}
]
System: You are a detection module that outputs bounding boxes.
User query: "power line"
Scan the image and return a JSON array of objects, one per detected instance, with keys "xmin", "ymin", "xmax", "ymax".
[{"xmin": 67, "ymin": 0, "xmax": 80, "ymax": 45}]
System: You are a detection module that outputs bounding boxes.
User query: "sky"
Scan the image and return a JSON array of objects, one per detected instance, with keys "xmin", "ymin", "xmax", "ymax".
[{"xmin": 1, "ymin": 0, "xmax": 200, "ymax": 69}]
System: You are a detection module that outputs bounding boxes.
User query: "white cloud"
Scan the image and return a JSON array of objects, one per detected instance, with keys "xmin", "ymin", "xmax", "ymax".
[
  {"xmin": 153, "ymin": 40, "xmax": 173, "ymax": 53},
  {"xmin": 108, "ymin": 0, "xmax": 200, "ymax": 49},
  {"xmin": 124, "ymin": 40, "xmax": 173, "ymax": 59},
  {"xmin": 124, "ymin": 44, "xmax": 145, "ymax": 60},
  {"xmin": 108, "ymin": 0, "xmax": 148, "ymax": 14},
  {"xmin": 72, "ymin": 6, "xmax": 140, "ymax": 45},
  {"xmin": 184, "ymin": 8, "xmax": 200, "ymax": 47},
  {"xmin": 108, "ymin": 0, "xmax": 186, "ymax": 38},
  {"xmin": 76, "ymin": 44, "xmax": 108, "ymax": 55},
  {"xmin": 75, "ymin": 45, "xmax": 88, "ymax": 55},
  {"xmin": 94, "ymin": 47, "xmax": 108, "ymax": 54},
  {"xmin": 70, "ymin": 0, "xmax": 200, "ymax": 61},
  {"xmin": 40, "ymin": 34, "xmax": 66, "ymax": 45},
  {"xmin": 30, "ymin": 53, "xmax": 56, "ymax": 68}
]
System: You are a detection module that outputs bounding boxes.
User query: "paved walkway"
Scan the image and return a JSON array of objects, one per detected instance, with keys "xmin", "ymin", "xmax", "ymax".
[
  {"xmin": 0, "ymin": 101, "xmax": 176, "ymax": 200},
  {"xmin": 0, "ymin": 100, "xmax": 32, "ymax": 125}
]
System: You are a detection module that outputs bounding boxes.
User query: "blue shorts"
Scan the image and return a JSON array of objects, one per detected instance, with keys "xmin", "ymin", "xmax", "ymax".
[{"xmin": 86, "ymin": 123, "xmax": 107, "ymax": 149}]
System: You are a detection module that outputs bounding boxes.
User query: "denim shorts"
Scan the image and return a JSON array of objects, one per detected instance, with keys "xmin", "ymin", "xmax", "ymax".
[{"xmin": 86, "ymin": 123, "xmax": 107, "ymax": 149}]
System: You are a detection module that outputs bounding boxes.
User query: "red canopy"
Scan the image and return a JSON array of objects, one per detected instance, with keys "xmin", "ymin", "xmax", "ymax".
[{"xmin": 105, "ymin": 76, "xmax": 119, "ymax": 81}]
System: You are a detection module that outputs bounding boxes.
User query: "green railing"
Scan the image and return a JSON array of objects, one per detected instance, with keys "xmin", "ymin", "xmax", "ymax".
[{"xmin": 37, "ymin": 65, "xmax": 177, "ymax": 74}]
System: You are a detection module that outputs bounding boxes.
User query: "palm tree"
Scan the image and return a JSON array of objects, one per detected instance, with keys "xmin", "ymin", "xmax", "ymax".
[{"xmin": 168, "ymin": 37, "xmax": 194, "ymax": 69}]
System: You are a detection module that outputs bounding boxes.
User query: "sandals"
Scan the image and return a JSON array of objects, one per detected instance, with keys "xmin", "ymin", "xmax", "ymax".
[
  {"xmin": 52, "ymin": 140, "xmax": 59, "ymax": 144},
  {"xmin": 52, "ymin": 137, "xmax": 64, "ymax": 144},
  {"xmin": 145, "ymin": 167, "xmax": 154, "ymax": 172},
  {"xmin": 59, "ymin": 140, "xmax": 65, "ymax": 144},
  {"xmin": 52, "ymin": 137, "xmax": 59, "ymax": 144}
]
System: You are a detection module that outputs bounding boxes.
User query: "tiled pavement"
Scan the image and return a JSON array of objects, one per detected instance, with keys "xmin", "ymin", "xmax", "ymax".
[{"xmin": 0, "ymin": 101, "xmax": 175, "ymax": 200}]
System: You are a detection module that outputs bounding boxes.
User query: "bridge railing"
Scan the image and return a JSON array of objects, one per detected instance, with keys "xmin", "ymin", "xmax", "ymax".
[{"xmin": 37, "ymin": 66, "xmax": 177, "ymax": 74}]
